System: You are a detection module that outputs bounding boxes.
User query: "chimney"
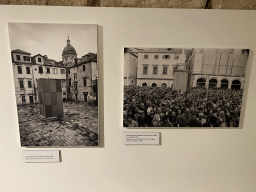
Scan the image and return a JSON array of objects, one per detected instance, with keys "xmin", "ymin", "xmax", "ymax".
[{"xmin": 44, "ymin": 55, "xmax": 48, "ymax": 59}]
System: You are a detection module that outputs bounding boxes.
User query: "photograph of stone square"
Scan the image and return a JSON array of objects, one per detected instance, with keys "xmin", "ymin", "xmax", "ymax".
[
  {"xmin": 9, "ymin": 23, "xmax": 99, "ymax": 146},
  {"xmin": 123, "ymin": 48, "xmax": 250, "ymax": 128}
]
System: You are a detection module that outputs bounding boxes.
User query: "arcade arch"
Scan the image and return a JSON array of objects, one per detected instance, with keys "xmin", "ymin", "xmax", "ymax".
[
  {"xmin": 231, "ymin": 79, "xmax": 241, "ymax": 90},
  {"xmin": 161, "ymin": 83, "xmax": 167, "ymax": 88},
  {"xmin": 209, "ymin": 78, "xmax": 218, "ymax": 88},
  {"xmin": 220, "ymin": 79, "xmax": 229, "ymax": 89},
  {"xmin": 196, "ymin": 78, "xmax": 206, "ymax": 88},
  {"xmin": 152, "ymin": 83, "xmax": 157, "ymax": 87}
]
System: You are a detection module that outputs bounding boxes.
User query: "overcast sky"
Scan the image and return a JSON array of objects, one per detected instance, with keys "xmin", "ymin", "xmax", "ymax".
[{"xmin": 8, "ymin": 23, "xmax": 97, "ymax": 61}]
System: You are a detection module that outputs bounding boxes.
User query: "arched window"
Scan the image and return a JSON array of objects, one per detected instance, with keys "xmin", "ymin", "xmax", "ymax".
[
  {"xmin": 196, "ymin": 78, "xmax": 206, "ymax": 88},
  {"xmin": 231, "ymin": 80, "xmax": 241, "ymax": 90},
  {"xmin": 209, "ymin": 78, "xmax": 218, "ymax": 88},
  {"xmin": 152, "ymin": 83, "xmax": 157, "ymax": 87},
  {"xmin": 220, "ymin": 79, "xmax": 229, "ymax": 89},
  {"xmin": 161, "ymin": 83, "xmax": 167, "ymax": 88},
  {"xmin": 142, "ymin": 83, "xmax": 147, "ymax": 87}
]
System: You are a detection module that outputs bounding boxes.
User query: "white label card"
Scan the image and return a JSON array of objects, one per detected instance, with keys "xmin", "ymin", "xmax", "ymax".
[
  {"xmin": 22, "ymin": 150, "xmax": 60, "ymax": 163},
  {"xmin": 124, "ymin": 132, "xmax": 160, "ymax": 145}
]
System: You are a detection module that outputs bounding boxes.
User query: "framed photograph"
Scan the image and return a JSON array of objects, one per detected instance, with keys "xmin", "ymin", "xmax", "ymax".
[
  {"xmin": 123, "ymin": 47, "xmax": 249, "ymax": 128},
  {"xmin": 9, "ymin": 23, "xmax": 99, "ymax": 146}
]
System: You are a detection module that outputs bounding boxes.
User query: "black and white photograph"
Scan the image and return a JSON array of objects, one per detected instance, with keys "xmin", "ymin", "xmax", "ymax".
[
  {"xmin": 123, "ymin": 48, "xmax": 250, "ymax": 128},
  {"xmin": 9, "ymin": 23, "xmax": 99, "ymax": 146}
]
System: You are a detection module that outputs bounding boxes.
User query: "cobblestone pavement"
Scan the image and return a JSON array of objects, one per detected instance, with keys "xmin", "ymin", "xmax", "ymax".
[{"xmin": 18, "ymin": 102, "xmax": 98, "ymax": 146}]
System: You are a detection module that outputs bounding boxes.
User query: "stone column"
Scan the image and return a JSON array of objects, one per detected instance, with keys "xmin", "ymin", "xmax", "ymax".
[
  {"xmin": 228, "ymin": 79, "xmax": 232, "ymax": 89},
  {"xmin": 217, "ymin": 78, "xmax": 221, "ymax": 88},
  {"xmin": 205, "ymin": 75, "xmax": 209, "ymax": 89},
  {"xmin": 241, "ymin": 80, "xmax": 245, "ymax": 89}
]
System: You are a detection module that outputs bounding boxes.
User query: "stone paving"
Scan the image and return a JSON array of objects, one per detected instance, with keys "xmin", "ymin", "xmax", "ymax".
[{"xmin": 18, "ymin": 102, "xmax": 99, "ymax": 146}]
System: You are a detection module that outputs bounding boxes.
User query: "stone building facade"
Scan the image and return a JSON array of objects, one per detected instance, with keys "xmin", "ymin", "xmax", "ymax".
[
  {"xmin": 187, "ymin": 48, "xmax": 249, "ymax": 90},
  {"xmin": 12, "ymin": 37, "xmax": 98, "ymax": 104},
  {"xmin": 31, "ymin": 54, "xmax": 67, "ymax": 101},
  {"xmin": 136, "ymin": 48, "xmax": 186, "ymax": 88},
  {"xmin": 12, "ymin": 50, "xmax": 67, "ymax": 105},
  {"xmin": 12, "ymin": 49, "xmax": 35, "ymax": 104},
  {"xmin": 124, "ymin": 48, "xmax": 249, "ymax": 91},
  {"xmin": 67, "ymin": 53, "xmax": 97, "ymax": 102},
  {"xmin": 59, "ymin": 37, "xmax": 98, "ymax": 102}
]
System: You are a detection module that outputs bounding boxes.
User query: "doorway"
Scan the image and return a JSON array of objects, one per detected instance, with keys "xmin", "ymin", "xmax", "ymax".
[
  {"xmin": 83, "ymin": 92, "xmax": 88, "ymax": 102},
  {"xmin": 29, "ymin": 96, "xmax": 34, "ymax": 104}
]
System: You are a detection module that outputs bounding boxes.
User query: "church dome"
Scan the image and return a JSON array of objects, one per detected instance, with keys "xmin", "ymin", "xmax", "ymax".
[{"xmin": 62, "ymin": 37, "xmax": 77, "ymax": 56}]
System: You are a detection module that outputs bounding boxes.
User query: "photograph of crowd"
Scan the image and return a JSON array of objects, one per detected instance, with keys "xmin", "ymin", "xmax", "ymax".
[{"xmin": 123, "ymin": 48, "xmax": 250, "ymax": 128}]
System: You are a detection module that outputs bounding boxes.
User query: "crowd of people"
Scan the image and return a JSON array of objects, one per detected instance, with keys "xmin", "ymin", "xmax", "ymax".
[{"xmin": 123, "ymin": 85, "xmax": 244, "ymax": 128}]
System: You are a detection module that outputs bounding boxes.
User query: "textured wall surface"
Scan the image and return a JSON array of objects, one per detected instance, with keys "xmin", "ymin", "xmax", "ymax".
[
  {"xmin": 101, "ymin": 0, "xmax": 208, "ymax": 8},
  {"xmin": 0, "ymin": 0, "xmax": 99, "ymax": 6},
  {"xmin": 206, "ymin": 0, "xmax": 256, "ymax": 9},
  {"xmin": 0, "ymin": 0, "xmax": 255, "ymax": 9}
]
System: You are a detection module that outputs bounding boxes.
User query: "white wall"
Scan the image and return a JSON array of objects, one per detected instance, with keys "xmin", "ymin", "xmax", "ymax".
[
  {"xmin": 124, "ymin": 52, "xmax": 137, "ymax": 86},
  {"xmin": 0, "ymin": 6, "xmax": 256, "ymax": 192}
]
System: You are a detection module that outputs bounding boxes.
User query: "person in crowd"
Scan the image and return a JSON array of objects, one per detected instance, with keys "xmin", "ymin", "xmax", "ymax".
[
  {"xmin": 169, "ymin": 111, "xmax": 178, "ymax": 127},
  {"xmin": 205, "ymin": 109, "xmax": 218, "ymax": 127},
  {"xmin": 218, "ymin": 111, "xmax": 227, "ymax": 127},
  {"xmin": 198, "ymin": 113, "xmax": 206, "ymax": 126},
  {"xmin": 180, "ymin": 108, "xmax": 192, "ymax": 127},
  {"xmin": 189, "ymin": 115, "xmax": 201, "ymax": 127},
  {"xmin": 127, "ymin": 114, "xmax": 139, "ymax": 127}
]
